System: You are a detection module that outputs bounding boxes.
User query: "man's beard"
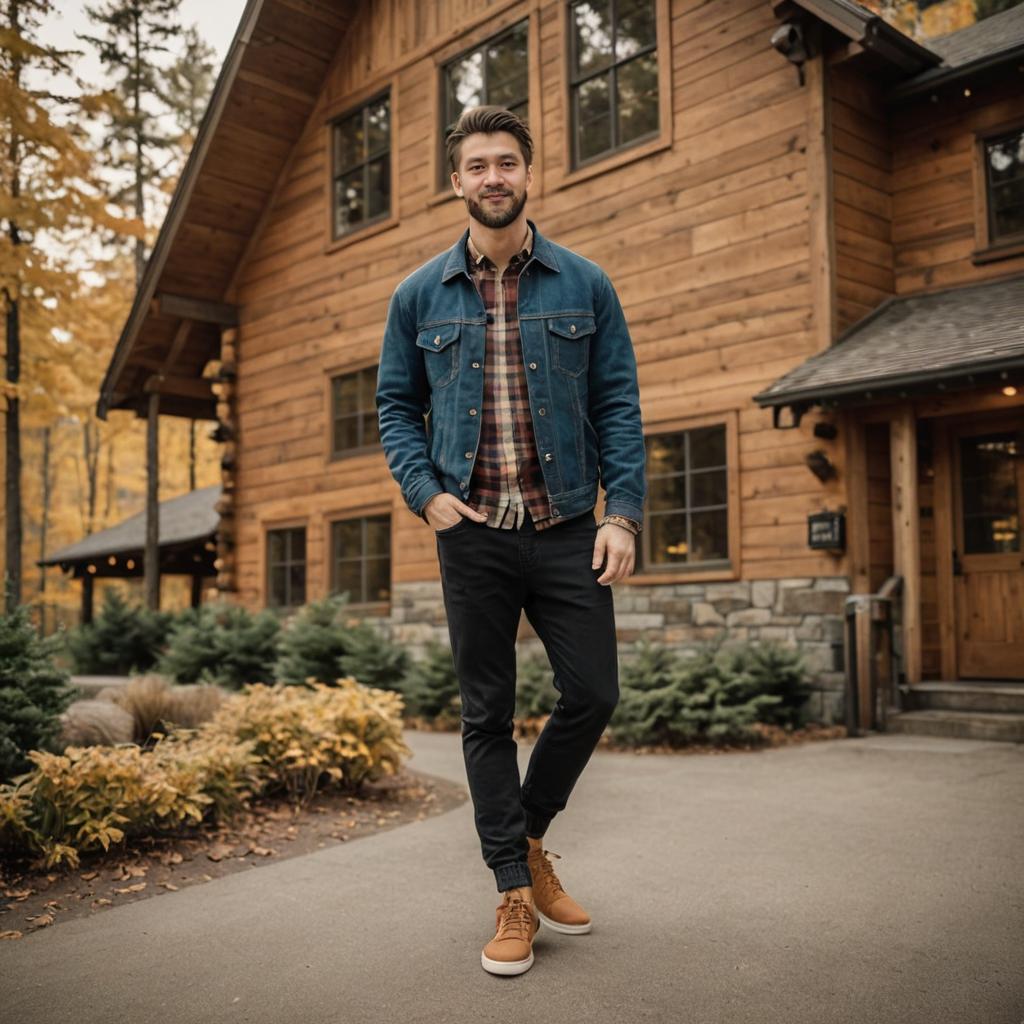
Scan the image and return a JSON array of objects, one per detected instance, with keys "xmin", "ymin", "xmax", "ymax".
[{"xmin": 465, "ymin": 187, "xmax": 527, "ymax": 228}]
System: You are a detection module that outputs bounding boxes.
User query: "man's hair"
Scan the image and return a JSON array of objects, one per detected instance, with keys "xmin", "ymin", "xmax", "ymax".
[{"xmin": 445, "ymin": 105, "xmax": 533, "ymax": 174}]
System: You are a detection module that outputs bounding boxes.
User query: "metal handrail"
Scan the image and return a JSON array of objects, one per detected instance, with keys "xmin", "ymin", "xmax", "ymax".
[{"xmin": 843, "ymin": 575, "xmax": 903, "ymax": 736}]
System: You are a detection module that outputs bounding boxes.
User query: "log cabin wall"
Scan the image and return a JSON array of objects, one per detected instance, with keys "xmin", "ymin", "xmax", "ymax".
[{"xmin": 229, "ymin": 0, "xmax": 854, "ymax": 716}]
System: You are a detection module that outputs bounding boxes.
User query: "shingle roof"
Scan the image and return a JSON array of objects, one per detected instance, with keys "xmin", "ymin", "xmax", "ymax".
[
  {"xmin": 928, "ymin": 3, "xmax": 1024, "ymax": 68},
  {"xmin": 41, "ymin": 484, "xmax": 221, "ymax": 565},
  {"xmin": 754, "ymin": 276, "xmax": 1024, "ymax": 407}
]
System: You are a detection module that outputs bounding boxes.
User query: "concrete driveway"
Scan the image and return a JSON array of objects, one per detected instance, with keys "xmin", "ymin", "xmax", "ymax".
[{"xmin": 3, "ymin": 730, "xmax": 1022, "ymax": 1024}]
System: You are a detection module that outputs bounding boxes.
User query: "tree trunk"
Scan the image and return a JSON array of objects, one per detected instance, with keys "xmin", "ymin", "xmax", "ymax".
[{"xmin": 145, "ymin": 392, "xmax": 160, "ymax": 609}]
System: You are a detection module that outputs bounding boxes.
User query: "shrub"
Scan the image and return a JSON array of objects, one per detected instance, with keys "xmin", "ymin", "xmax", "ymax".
[
  {"xmin": 205, "ymin": 680, "xmax": 411, "ymax": 805},
  {"xmin": 338, "ymin": 623, "xmax": 411, "ymax": 694},
  {"xmin": 59, "ymin": 699, "xmax": 135, "ymax": 747},
  {"xmin": 0, "ymin": 605, "xmax": 77, "ymax": 783},
  {"xmin": 97, "ymin": 674, "xmax": 229, "ymax": 745},
  {"xmin": 274, "ymin": 594, "xmax": 355, "ymax": 686},
  {"xmin": 403, "ymin": 640, "xmax": 461, "ymax": 726},
  {"xmin": 157, "ymin": 602, "xmax": 281, "ymax": 688},
  {"xmin": 64, "ymin": 588, "xmax": 174, "ymax": 675},
  {"xmin": 515, "ymin": 652, "xmax": 559, "ymax": 720}
]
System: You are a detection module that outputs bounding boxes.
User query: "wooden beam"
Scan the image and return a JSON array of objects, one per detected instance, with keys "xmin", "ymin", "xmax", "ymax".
[
  {"xmin": 805, "ymin": 35, "xmax": 837, "ymax": 352},
  {"xmin": 154, "ymin": 293, "xmax": 238, "ymax": 326},
  {"xmin": 931, "ymin": 421, "xmax": 958, "ymax": 679},
  {"xmin": 890, "ymin": 408, "xmax": 922, "ymax": 683},
  {"xmin": 844, "ymin": 411, "xmax": 871, "ymax": 594},
  {"xmin": 144, "ymin": 373, "xmax": 215, "ymax": 401},
  {"xmin": 145, "ymin": 392, "xmax": 161, "ymax": 611}
]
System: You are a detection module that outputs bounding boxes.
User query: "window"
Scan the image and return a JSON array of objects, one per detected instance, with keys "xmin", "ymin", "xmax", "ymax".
[
  {"xmin": 639, "ymin": 425, "xmax": 729, "ymax": 570},
  {"xmin": 331, "ymin": 366, "xmax": 380, "ymax": 457},
  {"xmin": 267, "ymin": 526, "xmax": 306, "ymax": 609},
  {"xmin": 330, "ymin": 514, "xmax": 391, "ymax": 606},
  {"xmin": 331, "ymin": 92, "xmax": 391, "ymax": 239},
  {"xmin": 982, "ymin": 127, "xmax": 1024, "ymax": 247},
  {"xmin": 569, "ymin": 0, "xmax": 659, "ymax": 169},
  {"xmin": 440, "ymin": 20, "xmax": 529, "ymax": 186}
]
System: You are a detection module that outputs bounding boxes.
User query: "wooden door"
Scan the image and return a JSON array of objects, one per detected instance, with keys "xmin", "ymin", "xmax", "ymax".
[{"xmin": 952, "ymin": 419, "xmax": 1024, "ymax": 679}]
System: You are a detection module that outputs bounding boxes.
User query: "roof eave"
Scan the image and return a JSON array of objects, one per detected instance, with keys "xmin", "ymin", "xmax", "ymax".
[{"xmin": 887, "ymin": 42, "xmax": 1024, "ymax": 103}]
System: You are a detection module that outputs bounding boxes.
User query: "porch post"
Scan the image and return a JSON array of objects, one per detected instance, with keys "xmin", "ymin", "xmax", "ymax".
[
  {"xmin": 890, "ymin": 408, "xmax": 922, "ymax": 684},
  {"xmin": 145, "ymin": 390, "xmax": 160, "ymax": 610}
]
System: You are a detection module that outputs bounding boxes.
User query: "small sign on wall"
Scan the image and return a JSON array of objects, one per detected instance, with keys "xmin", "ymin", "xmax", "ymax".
[{"xmin": 808, "ymin": 511, "xmax": 845, "ymax": 552}]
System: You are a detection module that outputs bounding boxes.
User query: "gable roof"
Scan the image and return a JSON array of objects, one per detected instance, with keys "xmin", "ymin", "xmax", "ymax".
[
  {"xmin": 754, "ymin": 276, "xmax": 1024, "ymax": 409},
  {"xmin": 97, "ymin": 0, "xmax": 357, "ymax": 422},
  {"xmin": 41, "ymin": 485, "xmax": 221, "ymax": 566},
  {"xmin": 928, "ymin": 2, "xmax": 1024, "ymax": 68}
]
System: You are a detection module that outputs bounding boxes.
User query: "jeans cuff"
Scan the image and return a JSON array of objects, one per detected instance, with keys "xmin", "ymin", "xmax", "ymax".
[{"xmin": 494, "ymin": 861, "xmax": 533, "ymax": 892}]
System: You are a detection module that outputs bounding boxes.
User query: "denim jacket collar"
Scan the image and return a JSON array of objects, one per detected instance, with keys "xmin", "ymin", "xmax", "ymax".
[{"xmin": 441, "ymin": 217, "xmax": 560, "ymax": 283}]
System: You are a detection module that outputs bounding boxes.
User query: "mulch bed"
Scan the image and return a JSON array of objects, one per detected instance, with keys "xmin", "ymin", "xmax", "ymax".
[{"xmin": 0, "ymin": 766, "xmax": 467, "ymax": 941}]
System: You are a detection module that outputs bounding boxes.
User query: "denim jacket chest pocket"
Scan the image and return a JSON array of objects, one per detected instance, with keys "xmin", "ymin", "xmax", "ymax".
[
  {"xmin": 416, "ymin": 322, "xmax": 461, "ymax": 389},
  {"xmin": 547, "ymin": 314, "xmax": 595, "ymax": 378}
]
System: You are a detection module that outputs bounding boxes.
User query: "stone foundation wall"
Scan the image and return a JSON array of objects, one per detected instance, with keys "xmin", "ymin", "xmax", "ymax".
[{"xmin": 384, "ymin": 575, "xmax": 850, "ymax": 725}]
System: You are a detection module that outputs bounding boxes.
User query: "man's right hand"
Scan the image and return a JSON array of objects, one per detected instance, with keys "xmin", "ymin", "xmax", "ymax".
[{"xmin": 423, "ymin": 493, "xmax": 489, "ymax": 531}]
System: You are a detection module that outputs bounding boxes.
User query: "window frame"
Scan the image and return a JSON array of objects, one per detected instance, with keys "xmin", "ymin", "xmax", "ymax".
[
  {"xmin": 264, "ymin": 522, "xmax": 308, "ymax": 611},
  {"xmin": 623, "ymin": 411, "xmax": 740, "ymax": 585},
  {"xmin": 427, "ymin": 3, "xmax": 543, "ymax": 207},
  {"xmin": 972, "ymin": 119, "xmax": 1024, "ymax": 265},
  {"xmin": 326, "ymin": 509, "xmax": 392, "ymax": 615},
  {"xmin": 323, "ymin": 78, "xmax": 400, "ymax": 253},
  {"xmin": 325, "ymin": 363, "xmax": 382, "ymax": 462},
  {"xmin": 555, "ymin": 0, "xmax": 672, "ymax": 192}
]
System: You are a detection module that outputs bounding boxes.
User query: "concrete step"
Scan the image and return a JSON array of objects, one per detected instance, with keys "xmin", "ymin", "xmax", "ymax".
[
  {"xmin": 903, "ymin": 682, "xmax": 1024, "ymax": 714},
  {"xmin": 888, "ymin": 709, "xmax": 1024, "ymax": 743}
]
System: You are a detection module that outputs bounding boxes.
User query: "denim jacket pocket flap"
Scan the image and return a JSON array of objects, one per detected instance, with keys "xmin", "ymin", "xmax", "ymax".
[
  {"xmin": 416, "ymin": 323, "xmax": 462, "ymax": 352},
  {"xmin": 547, "ymin": 315, "xmax": 596, "ymax": 340}
]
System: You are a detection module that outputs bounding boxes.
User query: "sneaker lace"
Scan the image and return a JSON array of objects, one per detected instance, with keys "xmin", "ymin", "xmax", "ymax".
[
  {"xmin": 497, "ymin": 895, "xmax": 535, "ymax": 939},
  {"xmin": 529, "ymin": 848, "xmax": 567, "ymax": 901}
]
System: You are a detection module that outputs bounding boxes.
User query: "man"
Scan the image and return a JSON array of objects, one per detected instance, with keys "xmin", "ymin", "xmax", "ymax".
[{"xmin": 376, "ymin": 105, "xmax": 645, "ymax": 976}]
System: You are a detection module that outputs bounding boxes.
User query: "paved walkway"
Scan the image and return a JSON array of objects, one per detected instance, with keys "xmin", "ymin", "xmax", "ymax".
[{"xmin": 4, "ymin": 731, "xmax": 1023, "ymax": 1024}]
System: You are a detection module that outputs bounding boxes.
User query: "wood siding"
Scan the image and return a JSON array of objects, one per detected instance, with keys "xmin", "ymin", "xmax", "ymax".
[{"xmin": 229, "ymin": 0, "xmax": 850, "ymax": 609}]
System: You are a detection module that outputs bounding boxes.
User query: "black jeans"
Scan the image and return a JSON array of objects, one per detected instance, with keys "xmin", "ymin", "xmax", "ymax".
[{"xmin": 435, "ymin": 510, "xmax": 619, "ymax": 892}]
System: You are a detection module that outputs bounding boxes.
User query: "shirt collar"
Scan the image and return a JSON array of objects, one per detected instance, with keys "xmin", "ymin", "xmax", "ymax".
[{"xmin": 466, "ymin": 224, "xmax": 534, "ymax": 270}]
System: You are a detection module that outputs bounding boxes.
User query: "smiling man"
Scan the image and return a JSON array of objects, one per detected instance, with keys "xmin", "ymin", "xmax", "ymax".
[{"xmin": 376, "ymin": 105, "xmax": 645, "ymax": 976}]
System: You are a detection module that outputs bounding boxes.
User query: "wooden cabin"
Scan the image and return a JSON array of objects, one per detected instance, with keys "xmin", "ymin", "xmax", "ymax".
[{"xmin": 97, "ymin": 0, "xmax": 1024, "ymax": 734}]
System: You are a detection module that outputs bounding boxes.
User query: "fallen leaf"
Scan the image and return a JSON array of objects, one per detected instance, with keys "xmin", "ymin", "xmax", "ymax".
[
  {"xmin": 91, "ymin": 898, "xmax": 113, "ymax": 907},
  {"xmin": 247, "ymin": 845, "xmax": 275, "ymax": 857},
  {"xmin": 126, "ymin": 865, "xmax": 148, "ymax": 878},
  {"xmin": 3, "ymin": 889, "xmax": 32, "ymax": 901},
  {"xmin": 206, "ymin": 843, "xmax": 233, "ymax": 863},
  {"xmin": 0, "ymin": 930, "xmax": 23, "ymax": 940},
  {"xmin": 30, "ymin": 912, "xmax": 54, "ymax": 928},
  {"xmin": 158, "ymin": 882, "xmax": 179, "ymax": 891},
  {"xmin": 80, "ymin": 871, "xmax": 99, "ymax": 881},
  {"xmin": 113, "ymin": 882, "xmax": 147, "ymax": 894}
]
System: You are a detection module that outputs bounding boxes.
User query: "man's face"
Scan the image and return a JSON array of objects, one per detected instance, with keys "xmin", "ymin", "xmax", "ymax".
[{"xmin": 451, "ymin": 130, "xmax": 533, "ymax": 229}]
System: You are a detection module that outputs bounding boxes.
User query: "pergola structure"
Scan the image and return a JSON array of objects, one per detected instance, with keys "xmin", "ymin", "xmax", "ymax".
[{"xmin": 38, "ymin": 485, "xmax": 221, "ymax": 623}]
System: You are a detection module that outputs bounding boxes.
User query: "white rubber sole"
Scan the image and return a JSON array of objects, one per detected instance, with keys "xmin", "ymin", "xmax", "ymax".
[
  {"xmin": 481, "ymin": 949, "xmax": 535, "ymax": 975},
  {"xmin": 536, "ymin": 909, "xmax": 592, "ymax": 934}
]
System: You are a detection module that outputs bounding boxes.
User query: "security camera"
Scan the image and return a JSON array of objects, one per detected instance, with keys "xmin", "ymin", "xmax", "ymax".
[{"xmin": 771, "ymin": 21, "xmax": 809, "ymax": 84}]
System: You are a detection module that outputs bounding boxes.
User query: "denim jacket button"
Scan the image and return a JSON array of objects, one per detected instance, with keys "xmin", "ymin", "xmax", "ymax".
[
  {"xmin": 469, "ymin": 408, "xmax": 477, "ymax": 416},
  {"xmin": 529, "ymin": 362, "xmax": 537, "ymax": 370},
  {"xmin": 552, "ymin": 508, "xmax": 561, "ymax": 517},
  {"xmin": 544, "ymin": 453, "xmax": 553, "ymax": 462},
  {"xmin": 464, "ymin": 451, "xmax": 472, "ymax": 459},
  {"xmin": 472, "ymin": 362, "xmax": 480, "ymax": 368},
  {"xmin": 434, "ymin": 335, "xmax": 441, "ymax": 345},
  {"xmin": 569, "ymin": 324, "xmax": 577, "ymax": 334},
  {"xmin": 538, "ymin": 407, "xmax": 546, "ymax": 415}
]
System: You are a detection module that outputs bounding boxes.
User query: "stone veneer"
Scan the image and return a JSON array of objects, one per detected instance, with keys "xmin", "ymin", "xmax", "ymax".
[{"xmin": 385, "ymin": 576, "xmax": 850, "ymax": 725}]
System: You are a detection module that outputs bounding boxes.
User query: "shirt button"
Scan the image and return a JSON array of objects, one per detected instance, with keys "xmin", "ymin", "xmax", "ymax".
[
  {"xmin": 569, "ymin": 324, "xmax": 577, "ymax": 334},
  {"xmin": 469, "ymin": 408, "xmax": 477, "ymax": 416},
  {"xmin": 529, "ymin": 362, "xmax": 537, "ymax": 370},
  {"xmin": 464, "ymin": 451, "xmax": 472, "ymax": 459}
]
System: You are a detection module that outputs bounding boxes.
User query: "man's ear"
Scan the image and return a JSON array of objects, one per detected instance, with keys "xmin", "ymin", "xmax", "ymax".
[{"xmin": 451, "ymin": 171, "xmax": 463, "ymax": 198}]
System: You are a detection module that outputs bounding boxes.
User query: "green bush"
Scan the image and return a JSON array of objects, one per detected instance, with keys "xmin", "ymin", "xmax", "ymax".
[
  {"xmin": 608, "ymin": 638, "xmax": 810, "ymax": 747},
  {"xmin": 0, "ymin": 605, "xmax": 77, "ymax": 782},
  {"xmin": 156, "ymin": 602, "xmax": 281, "ymax": 688},
  {"xmin": 403, "ymin": 640, "xmax": 461, "ymax": 725},
  {"xmin": 274, "ymin": 594, "xmax": 355, "ymax": 686},
  {"xmin": 338, "ymin": 622, "xmax": 411, "ymax": 694},
  {"xmin": 64, "ymin": 588, "xmax": 174, "ymax": 675},
  {"xmin": 515, "ymin": 652, "xmax": 559, "ymax": 719}
]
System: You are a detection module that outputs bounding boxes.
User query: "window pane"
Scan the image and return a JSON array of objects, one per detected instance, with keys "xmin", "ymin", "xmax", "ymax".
[
  {"xmin": 960, "ymin": 432, "xmax": 1021, "ymax": 554},
  {"xmin": 690, "ymin": 469, "xmax": 727, "ymax": 509},
  {"xmin": 332, "ymin": 519, "xmax": 362, "ymax": 555},
  {"xmin": 335, "ymin": 169, "xmax": 364, "ymax": 235},
  {"xmin": 991, "ymin": 178, "xmax": 1024, "ymax": 241},
  {"xmin": 690, "ymin": 425, "xmax": 727, "ymax": 469},
  {"xmin": 448, "ymin": 51, "xmax": 484, "ymax": 118},
  {"xmin": 289, "ymin": 564, "xmax": 306, "ymax": 606},
  {"xmin": 361, "ymin": 411, "xmax": 380, "ymax": 447},
  {"xmin": 573, "ymin": 0, "xmax": 613, "ymax": 75},
  {"xmin": 359, "ymin": 367, "xmax": 378, "ymax": 408},
  {"xmin": 616, "ymin": 52, "xmax": 659, "ymax": 146},
  {"xmin": 690, "ymin": 510, "xmax": 728, "ymax": 562},
  {"xmin": 334, "ymin": 373, "xmax": 358, "ymax": 408},
  {"xmin": 576, "ymin": 74, "xmax": 611, "ymax": 163},
  {"xmin": 269, "ymin": 564, "xmax": 287, "ymax": 606},
  {"xmin": 986, "ymin": 130, "xmax": 1024, "ymax": 242},
  {"xmin": 267, "ymin": 531, "xmax": 285, "ymax": 565},
  {"xmin": 334, "ymin": 415, "xmax": 359, "ymax": 453},
  {"xmin": 286, "ymin": 527, "xmax": 305, "ymax": 561},
  {"xmin": 334, "ymin": 111, "xmax": 363, "ymax": 170},
  {"xmin": 649, "ymin": 473, "xmax": 686, "ymax": 510},
  {"xmin": 333, "ymin": 559, "xmax": 363, "ymax": 602},
  {"xmin": 986, "ymin": 130, "xmax": 1023, "ymax": 184},
  {"xmin": 487, "ymin": 23, "xmax": 529, "ymax": 107},
  {"xmin": 646, "ymin": 432, "xmax": 686, "ymax": 476},
  {"xmin": 616, "ymin": 0, "xmax": 656, "ymax": 60},
  {"xmin": 367, "ymin": 155, "xmax": 390, "ymax": 219},
  {"xmin": 366, "ymin": 557, "xmax": 391, "ymax": 603},
  {"xmin": 365, "ymin": 515, "xmax": 390, "ymax": 557},
  {"xmin": 648, "ymin": 512, "xmax": 688, "ymax": 565},
  {"xmin": 366, "ymin": 98, "xmax": 389, "ymax": 154}
]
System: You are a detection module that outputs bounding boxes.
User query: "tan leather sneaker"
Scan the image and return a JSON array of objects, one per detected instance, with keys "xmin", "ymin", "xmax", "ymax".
[
  {"xmin": 481, "ymin": 890, "xmax": 540, "ymax": 976},
  {"xmin": 527, "ymin": 846, "xmax": 592, "ymax": 934}
]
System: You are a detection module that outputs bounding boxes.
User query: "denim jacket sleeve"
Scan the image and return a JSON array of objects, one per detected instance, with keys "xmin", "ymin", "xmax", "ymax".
[
  {"xmin": 375, "ymin": 284, "xmax": 444, "ymax": 520},
  {"xmin": 589, "ymin": 271, "xmax": 646, "ymax": 523}
]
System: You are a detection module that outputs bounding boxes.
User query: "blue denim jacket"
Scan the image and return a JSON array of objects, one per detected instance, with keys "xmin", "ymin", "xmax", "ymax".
[{"xmin": 376, "ymin": 219, "xmax": 645, "ymax": 525}]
